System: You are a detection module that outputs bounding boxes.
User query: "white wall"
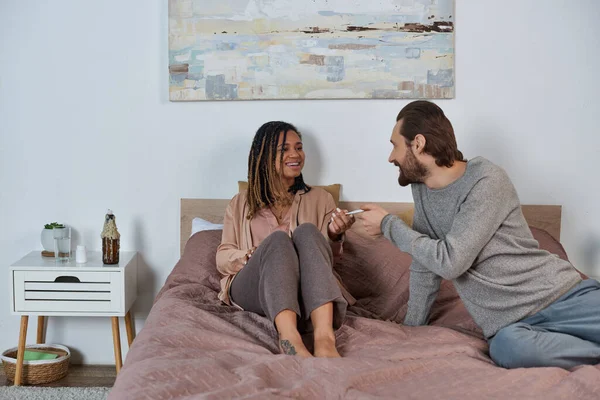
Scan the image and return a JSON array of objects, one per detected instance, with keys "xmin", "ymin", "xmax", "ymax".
[{"xmin": 1, "ymin": 0, "xmax": 599, "ymax": 364}]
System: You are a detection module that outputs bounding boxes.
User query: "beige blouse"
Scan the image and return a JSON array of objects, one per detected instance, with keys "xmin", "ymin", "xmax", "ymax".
[
  {"xmin": 216, "ymin": 187, "xmax": 355, "ymax": 306},
  {"xmin": 250, "ymin": 207, "xmax": 291, "ymax": 247}
]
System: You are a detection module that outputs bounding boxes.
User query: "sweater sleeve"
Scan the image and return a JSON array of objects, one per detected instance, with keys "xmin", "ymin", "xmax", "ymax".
[
  {"xmin": 381, "ymin": 171, "xmax": 516, "ymax": 281},
  {"xmin": 403, "ymin": 209, "xmax": 442, "ymax": 326},
  {"xmin": 215, "ymin": 198, "xmax": 248, "ymax": 276}
]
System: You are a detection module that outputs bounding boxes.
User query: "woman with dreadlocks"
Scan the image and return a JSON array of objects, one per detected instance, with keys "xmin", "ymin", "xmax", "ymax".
[{"xmin": 216, "ymin": 121, "xmax": 356, "ymax": 358}]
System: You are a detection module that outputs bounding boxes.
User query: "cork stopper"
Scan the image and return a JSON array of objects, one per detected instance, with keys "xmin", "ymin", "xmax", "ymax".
[{"xmin": 101, "ymin": 209, "xmax": 121, "ymax": 240}]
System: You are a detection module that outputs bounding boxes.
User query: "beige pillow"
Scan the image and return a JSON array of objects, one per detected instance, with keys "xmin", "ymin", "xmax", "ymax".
[{"xmin": 238, "ymin": 181, "xmax": 341, "ymax": 206}]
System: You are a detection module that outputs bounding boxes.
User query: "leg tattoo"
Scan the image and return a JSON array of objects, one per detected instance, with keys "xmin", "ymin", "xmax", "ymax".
[{"xmin": 280, "ymin": 340, "xmax": 297, "ymax": 355}]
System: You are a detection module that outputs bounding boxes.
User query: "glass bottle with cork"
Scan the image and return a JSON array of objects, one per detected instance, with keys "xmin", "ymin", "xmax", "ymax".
[{"xmin": 101, "ymin": 209, "xmax": 120, "ymax": 264}]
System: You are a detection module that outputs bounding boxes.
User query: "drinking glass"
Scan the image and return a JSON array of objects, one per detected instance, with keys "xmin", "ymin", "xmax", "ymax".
[{"xmin": 53, "ymin": 226, "xmax": 71, "ymax": 262}]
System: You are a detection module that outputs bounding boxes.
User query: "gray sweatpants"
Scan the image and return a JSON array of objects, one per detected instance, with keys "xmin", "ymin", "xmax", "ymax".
[{"xmin": 230, "ymin": 223, "xmax": 347, "ymax": 332}]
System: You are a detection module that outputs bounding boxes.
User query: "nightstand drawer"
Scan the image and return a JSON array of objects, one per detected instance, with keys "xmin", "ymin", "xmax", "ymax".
[{"xmin": 13, "ymin": 271, "xmax": 122, "ymax": 313}]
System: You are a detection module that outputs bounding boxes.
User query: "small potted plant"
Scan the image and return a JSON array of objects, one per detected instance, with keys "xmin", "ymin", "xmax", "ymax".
[{"xmin": 41, "ymin": 222, "xmax": 65, "ymax": 252}]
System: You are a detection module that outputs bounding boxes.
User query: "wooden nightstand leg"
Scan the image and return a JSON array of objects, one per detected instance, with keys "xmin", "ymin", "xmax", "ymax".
[
  {"xmin": 111, "ymin": 317, "xmax": 123, "ymax": 373},
  {"xmin": 15, "ymin": 316, "xmax": 29, "ymax": 386},
  {"xmin": 37, "ymin": 316, "xmax": 46, "ymax": 344},
  {"xmin": 124, "ymin": 311, "xmax": 135, "ymax": 347}
]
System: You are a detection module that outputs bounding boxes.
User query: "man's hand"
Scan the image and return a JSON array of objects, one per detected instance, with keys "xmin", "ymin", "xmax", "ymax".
[
  {"xmin": 356, "ymin": 204, "xmax": 390, "ymax": 237},
  {"xmin": 328, "ymin": 208, "xmax": 355, "ymax": 241}
]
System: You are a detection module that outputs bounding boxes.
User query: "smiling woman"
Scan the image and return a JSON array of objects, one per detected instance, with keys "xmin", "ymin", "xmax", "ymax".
[
  {"xmin": 246, "ymin": 122, "xmax": 307, "ymax": 220},
  {"xmin": 215, "ymin": 121, "xmax": 357, "ymax": 359},
  {"xmin": 275, "ymin": 131, "xmax": 304, "ymax": 187}
]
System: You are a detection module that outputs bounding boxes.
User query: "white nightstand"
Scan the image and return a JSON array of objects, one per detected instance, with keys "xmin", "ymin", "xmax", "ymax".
[{"xmin": 9, "ymin": 251, "xmax": 137, "ymax": 385}]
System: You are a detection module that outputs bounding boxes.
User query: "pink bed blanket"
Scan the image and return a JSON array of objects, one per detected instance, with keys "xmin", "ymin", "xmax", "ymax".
[{"xmin": 109, "ymin": 229, "xmax": 600, "ymax": 399}]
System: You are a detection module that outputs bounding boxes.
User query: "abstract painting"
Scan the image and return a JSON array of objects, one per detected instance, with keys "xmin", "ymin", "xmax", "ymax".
[{"xmin": 169, "ymin": 0, "xmax": 454, "ymax": 101}]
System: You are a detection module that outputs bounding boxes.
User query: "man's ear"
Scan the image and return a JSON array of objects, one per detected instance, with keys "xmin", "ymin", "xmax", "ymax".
[{"xmin": 413, "ymin": 134, "xmax": 426, "ymax": 154}]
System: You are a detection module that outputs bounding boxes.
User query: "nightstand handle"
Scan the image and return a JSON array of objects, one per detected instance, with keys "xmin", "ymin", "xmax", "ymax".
[{"xmin": 54, "ymin": 276, "xmax": 81, "ymax": 283}]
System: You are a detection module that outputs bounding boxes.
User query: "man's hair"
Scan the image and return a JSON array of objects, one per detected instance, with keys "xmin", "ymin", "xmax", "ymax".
[
  {"xmin": 396, "ymin": 101, "xmax": 464, "ymax": 168},
  {"xmin": 246, "ymin": 121, "xmax": 310, "ymax": 219}
]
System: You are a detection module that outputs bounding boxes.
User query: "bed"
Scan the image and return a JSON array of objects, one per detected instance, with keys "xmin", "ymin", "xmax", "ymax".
[{"xmin": 109, "ymin": 199, "xmax": 600, "ymax": 399}]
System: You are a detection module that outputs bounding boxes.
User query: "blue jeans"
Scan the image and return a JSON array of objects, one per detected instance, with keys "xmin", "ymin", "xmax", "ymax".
[{"xmin": 489, "ymin": 279, "xmax": 600, "ymax": 369}]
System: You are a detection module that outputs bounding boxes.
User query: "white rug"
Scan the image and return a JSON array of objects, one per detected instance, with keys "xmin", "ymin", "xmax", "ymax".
[{"xmin": 0, "ymin": 386, "xmax": 110, "ymax": 400}]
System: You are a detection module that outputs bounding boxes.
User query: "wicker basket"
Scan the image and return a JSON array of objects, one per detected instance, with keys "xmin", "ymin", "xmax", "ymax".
[{"xmin": 1, "ymin": 344, "xmax": 70, "ymax": 385}]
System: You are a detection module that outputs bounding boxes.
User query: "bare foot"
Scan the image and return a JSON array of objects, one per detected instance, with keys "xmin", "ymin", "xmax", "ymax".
[
  {"xmin": 313, "ymin": 332, "xmax": 341, "ymax": 358},
  {"xmin": 279, "ymin": 334, "xmax": 313, "ymax": 358}
]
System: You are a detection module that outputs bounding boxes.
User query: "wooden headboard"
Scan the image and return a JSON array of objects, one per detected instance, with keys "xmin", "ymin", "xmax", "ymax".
[{"xmin": 180, "ymin": 199, "xmax": 562, "ymax": 255}]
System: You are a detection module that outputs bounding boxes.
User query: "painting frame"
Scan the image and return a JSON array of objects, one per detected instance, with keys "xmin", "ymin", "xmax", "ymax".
[{"xmin": 169, "ymin": 0, "xmax": 455, "ymax": 101}]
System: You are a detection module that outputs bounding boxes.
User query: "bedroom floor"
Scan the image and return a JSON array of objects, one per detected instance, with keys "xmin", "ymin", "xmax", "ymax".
[{"xmin": 0, "ymin": 365, "xmax": 116, "ymax": 387}]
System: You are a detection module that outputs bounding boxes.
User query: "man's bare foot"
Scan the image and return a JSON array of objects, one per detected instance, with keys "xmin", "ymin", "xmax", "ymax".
[
  {"xmin": 313, "ymin": 331, "xmax": 341, "ymax": 358},
  {"xmin": 279, "ymin": 334, "xmax": 313, "ymax": 358}
]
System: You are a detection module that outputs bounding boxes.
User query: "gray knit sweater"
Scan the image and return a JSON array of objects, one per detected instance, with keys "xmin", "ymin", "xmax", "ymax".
[{"xmin": 381, "ymin": 157, "xmax": 581, "ymax": 338}]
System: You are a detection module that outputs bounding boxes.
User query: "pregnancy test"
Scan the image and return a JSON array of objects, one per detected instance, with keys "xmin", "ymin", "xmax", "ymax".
[{"xmin": 345, "ymin": 209, "xmax": 365, "ymax": 215}]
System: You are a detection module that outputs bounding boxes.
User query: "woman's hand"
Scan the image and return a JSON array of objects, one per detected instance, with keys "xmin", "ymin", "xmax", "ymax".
[
  {"xmin": 328, "ymin": 207, "xmax": 355, "ymax": 241},
  {"xmin": 243, "ymin": 247, "xmax": 257, "ymax": 265}
]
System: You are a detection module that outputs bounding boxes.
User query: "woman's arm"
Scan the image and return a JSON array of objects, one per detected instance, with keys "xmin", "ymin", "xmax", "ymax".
[
  {"xmin": 216, "ymin": 198, "xmax": 248, "ymax": 275},
  {"xmin": 322, "ymin": 195, "xmax": 347, "ymax": 257}
]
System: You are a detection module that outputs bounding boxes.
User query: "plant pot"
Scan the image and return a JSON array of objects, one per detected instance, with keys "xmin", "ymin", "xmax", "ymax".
[
  {"xmin": 40, "ymin": 229, "xmax": 54, "ymax": 252},
  {"xmin": 41, "ymin": 227, "xmax": 70, "ymax": 255}
]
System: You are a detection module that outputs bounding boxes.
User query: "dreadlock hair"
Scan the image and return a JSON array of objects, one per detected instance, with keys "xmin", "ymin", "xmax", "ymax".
[{"xmin": 246, "ymin": 121, "xmax": 311, "ymax": 220}]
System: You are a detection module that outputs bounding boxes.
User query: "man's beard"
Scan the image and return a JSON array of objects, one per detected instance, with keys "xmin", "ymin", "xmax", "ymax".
[{"xmin": 395, "ymin": 150, "xmax": 429, "ymax": 187}]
